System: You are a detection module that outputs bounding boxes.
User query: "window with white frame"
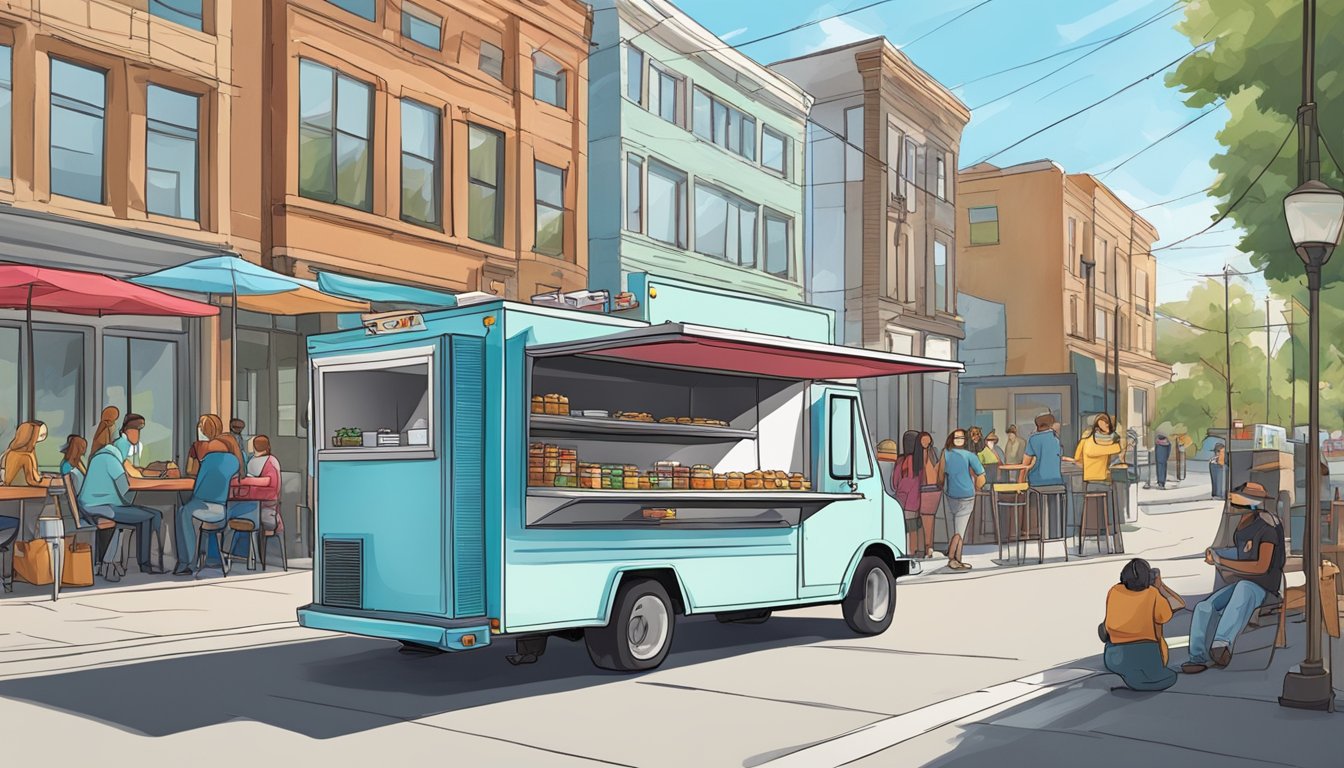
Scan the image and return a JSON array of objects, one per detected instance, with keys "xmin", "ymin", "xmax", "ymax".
[
  {"xmin": 764, "ymin": 210, "xmax": 791, "ymax": 278},
  {"xmin": 692, "ymin": 87, "xmax": 755, "ymax": 161},
  {"xmin": 936, "ymin": 155, "xmax": 947, "ymax": 199},
  {"xmin": 532, "ymin": 51, "xmax": 567, "ymax": 109},
  {"xmin": 902, "ymin": 136, "xmax": 918, "ymax": 211},
  {"xmin": 647, "ymin": 62, "xmax": 681, "ymax": 126},
  {"xmin": 761, "ymin": 126, "xmax": 788, "ymax": 177},
  {"xmin": 1068, "ymin": 217, "xmax": 1077, "ymax": 272},
  {"xmin": 1095, "ymin": 307, "xmax": 1108, "ymax": 342},
  {"xmin": 624, "ymin": 45, "xmax": 643, "ymax": 103},
  {"xmin": 933, "ymin": 240, "xmax": 948, "ymax": 312},
  {"xmin": 1135, "ymin": 268, "xmax": 1150, "ymax": 313},
  {"xmin": 694, "ymin": 183, "xmax": 757, "ymax": 267},
  {"xmin": 647, "ymin": 160, "xmax": 686, "ymax": 247},
  {"xmin": 625, "ymin": 153, "xmax": 643, "ymax": 233}
]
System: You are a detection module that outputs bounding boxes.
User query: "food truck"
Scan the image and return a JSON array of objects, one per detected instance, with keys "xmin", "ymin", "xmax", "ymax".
[{"xmin": 296, "ymin": 294, "xmax": 962, "ymax": 672}]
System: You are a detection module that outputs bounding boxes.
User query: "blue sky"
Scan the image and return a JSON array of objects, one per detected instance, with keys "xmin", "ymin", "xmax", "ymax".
[{"xmin": 675, "ymin": 0, "xmax": 1262, "ymax": 303}]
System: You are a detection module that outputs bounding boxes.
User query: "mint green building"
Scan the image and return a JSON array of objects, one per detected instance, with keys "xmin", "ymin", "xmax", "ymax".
[{"xmin": 587, "ymin": 0, "xmax": 812, "ymax": 306}]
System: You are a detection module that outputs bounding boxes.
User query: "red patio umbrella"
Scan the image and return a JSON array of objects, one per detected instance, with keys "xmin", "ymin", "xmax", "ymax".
[{"xmin": 0, "ymin": 263, "xmax": 218, "ymax": 422}]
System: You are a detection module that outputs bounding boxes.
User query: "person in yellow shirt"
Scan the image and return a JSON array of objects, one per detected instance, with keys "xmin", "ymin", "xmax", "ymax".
[
  {"xmin": 1074, "ymin": 414, "xmax": 1124, "ymax": 482},
  {"xmin": 2, "ymin": 421, "xmax": 50, "ymax": 487},
  {"xmin": 1103, "ymin": 558, "xmax": 1185, "ymax": 690}
]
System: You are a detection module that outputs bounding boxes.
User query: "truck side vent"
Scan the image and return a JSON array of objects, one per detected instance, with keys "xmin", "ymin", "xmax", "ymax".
[{"xmin": 321, "ymin": 539, "xmax": 363, "ymax": 610}]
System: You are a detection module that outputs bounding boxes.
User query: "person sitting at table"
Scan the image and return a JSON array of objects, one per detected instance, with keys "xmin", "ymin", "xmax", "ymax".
[
  {"xmin": 186, "ymin": 414, "xmax": 223, "ymax": 478},
  {"xmin": 3, "ymin": 421, "xmax": 50, "ymax": 487},
  {"xmin": 89, "ymin": 405, "xmax": 120, "ymax": 458},
  {"xmin": 173, "ymin": 432, "xmax": 244, "ymax": 575},
  {"xmin": 79, "ymin": 413, "xmax": 164, "ymax": 576},
  {"xmin": 230, "ymin": 418, "xmax": 251, "ymax": 465},
  {"xmin": 226, "ymin": 435, "xmax": 282, "ymax": 559},
  {"xmin": 59, "ymin": 435, "xmax": 88, "ymax": 494}
]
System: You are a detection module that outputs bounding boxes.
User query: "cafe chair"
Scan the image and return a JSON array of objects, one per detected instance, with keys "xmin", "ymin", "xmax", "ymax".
[
  {"xmin": 59, "ymin": 474, "xmax": 134, "ymax": 580},
  {"xmin": 1075, "ymin": 483, "xmax": 1115, "ymax": 557},
  {"xmin": 0, "ymin": 515, "xmax": 17, "ymax": 592},
  {"xmin": 991, "ymin": 468, "xmax": 1030, "ymax": 564},
  {"xmin": 194, "ymin": 519, "xmax": 230, "ymax": 578},
  {"xmin": 259, "ymin": 511, "xmax": 287, "ymax": 572},
  {"xmin": 224, "ymin": 518, "xmax": 260, "ymax": 572}
]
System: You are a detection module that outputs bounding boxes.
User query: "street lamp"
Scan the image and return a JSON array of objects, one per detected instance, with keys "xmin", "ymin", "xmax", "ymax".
[{"xmin": 1280, "ymin": 177, "xmax": 1344, "ymax": 712}]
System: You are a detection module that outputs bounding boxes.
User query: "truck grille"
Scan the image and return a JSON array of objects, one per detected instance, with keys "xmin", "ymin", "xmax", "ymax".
[{"xmin": 321, "ymin": 539, "xmax": 363, "ymax": 609}]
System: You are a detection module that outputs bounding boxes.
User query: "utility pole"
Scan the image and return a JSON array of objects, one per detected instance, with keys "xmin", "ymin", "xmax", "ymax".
[
  {"xmin": 1267, "ymin": 297, "xmax": 1273, "ymax": 424},
  {"xmin": 1223, "ymin": 265, "xmax": 1234, "ymax": 506}
]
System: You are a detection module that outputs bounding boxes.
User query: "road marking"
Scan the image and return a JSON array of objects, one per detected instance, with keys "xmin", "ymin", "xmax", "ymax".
[{"xmin": 757, "ymin": 668, "xmax": 1099, "ymax": 767}]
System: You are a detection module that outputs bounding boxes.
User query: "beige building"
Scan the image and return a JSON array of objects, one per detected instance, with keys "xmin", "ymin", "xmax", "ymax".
[
  {"xmin": 772, "ymin": 37, "xmax": 970, "ymax": 442},
  {"xmin": 956, "ymin": 160, "xmax": 1170, "ymax": 440}
]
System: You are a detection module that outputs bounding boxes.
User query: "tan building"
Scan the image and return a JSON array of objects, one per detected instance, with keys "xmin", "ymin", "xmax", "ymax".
[
  {"xmin": 772, "ymin": 37, "xmax": 970, "ymax": 441},
  {"xmin": 956, "ymin": 160, "xmax": 1170, "ymax": 441}
]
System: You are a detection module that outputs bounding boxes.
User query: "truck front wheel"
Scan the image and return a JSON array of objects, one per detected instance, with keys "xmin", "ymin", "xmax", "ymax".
[
  {"xmin": 585, "ymin": 578, "xmax": 676, "ymax": 672},
  {"xmin": 841, "ymin": 556, "xmax": 896, "ymax": 635}
]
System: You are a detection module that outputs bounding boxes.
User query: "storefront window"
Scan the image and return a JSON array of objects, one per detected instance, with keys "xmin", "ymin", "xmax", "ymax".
[
  {"xmin": 50, "ymin": 58, "xmax": 107, "ymax": 204},
  {"xmin": 35, "ymin": 330, "xmax": 84, "ymax": 469},
  {"xmin": 0, "ymin": 327, "xmax": 17, "ymax": 442},
  {"xmin": 104, "ymin": 337, "xmax": 177, "ymax": 466}
]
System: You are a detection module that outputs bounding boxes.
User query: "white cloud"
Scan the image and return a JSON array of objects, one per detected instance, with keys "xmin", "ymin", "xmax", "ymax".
[
  {"xmin": 803, "ymin": 15, "xmax": 872, "ymax": 54},
  {"xmin": 1056, "ymin": 0, "xmax": 1159, "ymax": 43},
  {"xmin": 721, "ymin": 27, "xmax": 748, "ymax": 42}
]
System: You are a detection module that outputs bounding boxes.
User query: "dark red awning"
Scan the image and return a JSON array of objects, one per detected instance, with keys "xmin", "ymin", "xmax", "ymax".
[
  {"xmin": 529, "ymin": 323, "xmax": 963, "ymax": 380},
  {"xmin": 0, "ymin": 263, "xmax": 218, "ymax": 317}
]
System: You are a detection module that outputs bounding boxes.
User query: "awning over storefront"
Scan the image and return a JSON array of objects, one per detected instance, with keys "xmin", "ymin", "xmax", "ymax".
[
  {"xmin": 132, "ymin": 256, "xmax": 369, "ymax": 314},
  {"xmin": 529, "ymin": 323, "xmax": 965, "ymax": 381},
  {"xmin": 315, "ymin": 271, "xmax": 458, "ymax": 308}
]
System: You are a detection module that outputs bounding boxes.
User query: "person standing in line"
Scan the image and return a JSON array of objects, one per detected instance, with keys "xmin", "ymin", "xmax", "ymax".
[
  {"xmin": 89, "ymin": 406, "xmax": 120, "ymax": 458},
  {"xmin": 1004, "ymin": 425, "xmax": 1026, "ymax": 465},
  {"xmin": 893, "ymin": 431, "xmax": 925, "ymax": 559},
  {"xmin": 917, "ymin": 432, "xmax": 942, "ymax": 559},
  {"xmin": 941, "ymin": 429, "xmax": 986, "ymax": 571},
  {"xmin": 1210, "ymin": 442, "xmax": 1226, "ymax": 499},
  {"xmin": 1154, "ymin": 434, "xmax": 1172, "ymax": 490}
]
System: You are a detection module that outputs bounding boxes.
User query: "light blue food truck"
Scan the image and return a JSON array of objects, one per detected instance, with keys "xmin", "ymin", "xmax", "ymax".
[{"xmin": 297, "ymin": 277, "xmax": 963, "ymax": 671}]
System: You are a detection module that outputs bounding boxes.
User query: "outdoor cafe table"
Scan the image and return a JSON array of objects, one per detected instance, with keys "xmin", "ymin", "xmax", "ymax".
[
  {"xmin": 0, "ymin": 485, "xmax": 54, "ymax": 539},
  {"xmin": 128, "ymin": 477, "xmax": 194, "ymax": 569}
]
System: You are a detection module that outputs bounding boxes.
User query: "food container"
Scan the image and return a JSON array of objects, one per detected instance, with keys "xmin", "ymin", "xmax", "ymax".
[
  {"xmin": 543, "ymin": 394, "xmax": 562, "ymax": 415},
  {"xmin": 531, "ymin": 396, "xmax": 545, "ymax": 414},
  {"xmin": 638, "ymin": 475, "xmax": 652, "ymax": 490},
  {"xmin": 673, "ymin": 466, "xmax": 691, "ymax": 490},
  {"xmin": 726, "ymin": 471, "xmax": 744, "ymax": 490},
  {"xmin": 745, "ymin": 470, "xmax": 764, "ymax": 490},
  {"xmin": 641, "ymin": 508, "xmax": 676, "ymax": 520},
  {"xmin": 574, "ymin": 410, "xmax": 609, "ymax": 418},
  {"xmin": 623, "ymin": 472, "xmax": 640, "ymax": 490},
  {"xmin": 802, "ymin": 480, "xmax": 812, "ymax": 491},
  {"xmin": 690, "ymin": 464, "xmax": 714, "ymax": 490},
  {"xmin": 579, "ymin": 464, "xmax": 602, "ymax": 489},
  {"xmin": 714, "ymin": 474, "xmax": 727, "ymax": 490},
  {"xmin": 789, "ymin": 473, "xmax": 804, "ymax": 490},
  {"xmin": 557, "ymin": 395, "xmax": 570, "ymax": 416}
]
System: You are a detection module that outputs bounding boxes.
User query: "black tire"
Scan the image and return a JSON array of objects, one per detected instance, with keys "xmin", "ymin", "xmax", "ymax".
[
  {"xmin": 841, "ymin": 556, "xmax": 896, "ymax": 635},
  {"xmin": 585, "ymin": 578, "xmax": 676, "ymax": 672},
  {"xmin": 715, "ymin": 610, "xmax": 772, "ymax": 624}
]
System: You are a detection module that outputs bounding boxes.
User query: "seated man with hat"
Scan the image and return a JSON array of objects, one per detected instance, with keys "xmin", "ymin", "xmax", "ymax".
[{"xmin": 1182, "ymin": 481, "xmax": 1285, "ymax": 673}]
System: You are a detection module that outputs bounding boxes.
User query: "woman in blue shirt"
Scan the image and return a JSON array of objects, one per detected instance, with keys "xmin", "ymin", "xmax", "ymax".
[
  {"xmin": 59, "ymin": 435, "xmax": 88, "ymax": 494},
  {"xmin": 172, "ymin": 433, "xmax": 244, "ymax": 575}
]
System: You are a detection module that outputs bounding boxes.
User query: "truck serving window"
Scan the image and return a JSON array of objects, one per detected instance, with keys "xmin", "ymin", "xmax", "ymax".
[{"xmin": 322, "ymin": 360, "xmax": 431, "ymax": 450}]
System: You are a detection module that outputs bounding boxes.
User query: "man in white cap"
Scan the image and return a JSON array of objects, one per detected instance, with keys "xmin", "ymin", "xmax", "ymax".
[{"xmin": 1182, "ymin": 482, "xmax": 1285, "ymax": 673}]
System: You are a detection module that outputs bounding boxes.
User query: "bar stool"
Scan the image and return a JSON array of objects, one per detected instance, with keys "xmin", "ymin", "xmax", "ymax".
[
  {"xmin": 225, "ymin": 518, "xmax": 260, "ymax": 571},
  {"xmin": 1076, "ymin": 481, "xmax": 1115, "ymax": 556},
  {"xmin": 194, "ymin": 519, "xmax": 230, "ymax": 577},
  {"xmin": 992, "ymin": 474, "xmax": 1030, "ymax": 564},
  {"xmin": 1026, "ymin": 485, "xmax": 1070, "ymax": 563},
  {"xmin": 259, "ymin": 513, "xmax": 288, "ymax": 572}
]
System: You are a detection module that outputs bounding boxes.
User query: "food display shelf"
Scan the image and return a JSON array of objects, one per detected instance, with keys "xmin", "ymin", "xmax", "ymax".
[{"xmin": 528, "ymin": 414, "xmax": 757, "ymax": 441}]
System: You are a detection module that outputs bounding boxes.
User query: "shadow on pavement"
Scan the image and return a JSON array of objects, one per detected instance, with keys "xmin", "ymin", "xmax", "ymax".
[{"xmin": 0, "ymin": 613, "xmax": 854, "ymax": 738}]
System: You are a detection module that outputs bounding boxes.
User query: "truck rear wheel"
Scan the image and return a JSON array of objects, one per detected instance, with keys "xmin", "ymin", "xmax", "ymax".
[
  {"xmin": 842, "ymin": 556, "xmax": 895, "ymax": 635},
  {"xmin": 585, "ymin": 578, "xmax": 675, "ymax": 672}
]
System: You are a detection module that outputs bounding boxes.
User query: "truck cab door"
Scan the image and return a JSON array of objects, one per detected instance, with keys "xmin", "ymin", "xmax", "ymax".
[{"xmin": 801, "ymin": 388, "xmax": 882, "ymax": 592}]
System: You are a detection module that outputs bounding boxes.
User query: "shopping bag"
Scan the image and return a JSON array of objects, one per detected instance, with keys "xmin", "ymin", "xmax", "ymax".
[
  {"xmin": 61, "ymin": 541, "xmax": 94, "ymax": 587},
  {"xmin": 12, "ymin": 538, "xmax": 55, "ymax": 586}
]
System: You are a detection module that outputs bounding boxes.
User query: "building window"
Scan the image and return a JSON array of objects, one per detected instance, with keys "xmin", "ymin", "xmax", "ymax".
[
  {"xmin": 328, "ymin": 0, "xmax": 375, "ymax": 21},
  {"xmin": 647, "ymin": 160, "xmax": 686, "ymax": 248},
  {"xmin": 968, "ymin": 206, "xmax": 999, "ymax": 245},
  {"xmin": 764, "ymin": 210, "xmax": 791, "ymax": 278},
  {"xmin": 693, "ymin": 87, "xmax": 755, "ymax": 161},
  {"xmin": 401, "ymin": 3, "xmax": 442, "ymax": 50},
  {"xmin": 34, "ymin": 329, "xmax": 84, "ymax": 469},
  {"xmin": 103, "ymin": 337, "xmax": 176, "ymax": 466},
  {"xmin": 844, "ymin": 106, "xmax": 864, "ymax": 181},
  {"xmin": 625, "ymin": 154, "xmax": 643, "ymax": 233},
  {"xmin": 902, "ymin": 233, "xmax": 915, "ymax": 303},
  {"xmin": 694, "ymin": 184, "xmax": 757, "ymax": 267},
  {"xmin": 648, "ymin": 63, "xmax": 680, "ymax": 125},
  {"xmin": 150, "ymin": 0, "xmax": 203, "ymax": 31},
  {"xmin": 624, "ymin": 45, "xmax": 643, "ymax": 103},
  {"xmin": 761, "ymin": 126, "xmax": 788, "ymax": 177},
  {"xmin": 0, "ymin": 45, "xmax": 11, "ymax": 179},
  {"xmin": 1095, "ymin": 307, "xmax": 1108, "ymax": 342},
  {"xmin": 50, "ymin": 59, "xmax": 107, "ymax": 204},
  {"xmin": 298, "ymin": 60, "xmax": 372, "ymax": 211},
  {"xmin": 145, "ymin": 85, "xmax": 199, "ymax": 221},
  {"xmin": 1068, "ymin": 217, "xmax": 1077, "ymax": 272},
  {"xmin": 535, "ymin": 162, "xmax": 565, "ymax": 257},
  {"xmin": 933, "ymin": 240, "xmax": 948, "ymax": 312},
  {"xmin": 1106, "ymin": 241, "xmax": 1118, "ymax": 296},
  {"xmin": 467, "ymin": 124, "xmax": 504, "ymax": 246},
  {"xmin": 1135, "ymin": 268, "xmax": 1150, "ymax": 314},
  {"xmin": 1069, "ymin": 296, "xmax": 1079, "ymax": 336},
  {"xmin": 400, "ymin": 99, "xmax": 440, "ymax": 228},
  {"xmin": 479, "ymin": 42, "xmax": 504, "ymax": 82},
  {"xmin": 936, "ymin": 156, "xmax": 947, "ymax": 199},
  {"xmin": 886, "ymin": 125, "xmax": 900, "ymax": 193},
  {"xmin": 532, "ymin": 51, "xmax": 567, "ymax": 109}
]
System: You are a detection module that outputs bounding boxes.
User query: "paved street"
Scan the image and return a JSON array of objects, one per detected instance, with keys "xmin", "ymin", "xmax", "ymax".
[{"xmin": 2, "ymin": 476, "xmax": 1341, "ymax": 767}]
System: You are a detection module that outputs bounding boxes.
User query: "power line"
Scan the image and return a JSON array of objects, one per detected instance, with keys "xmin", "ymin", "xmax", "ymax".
[
  {"xmin": 1097, "ymin": 100, "xmax": 1224, "ymax": 179},
  {"xmin": 970, "ymin": 2, "xmax": 1182, "ymax": 112},
  {"xmin": 903, "ymin": 0, "xmax": 998, "ymax": 49},
  {"xmin": 1134, "ymin": 185, "xmax": 1215, "ymax": 211},
  {"xmin": 1150, "ymin": 122, "xmax": 1297, "ymax": 253},
  {"xmin": 671, "ymin": 0, "xmax": 902, "ymax": 57},
  {"xmin": 977, "ymin": 41, "xmax": 1215, "ymax": 164}
]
